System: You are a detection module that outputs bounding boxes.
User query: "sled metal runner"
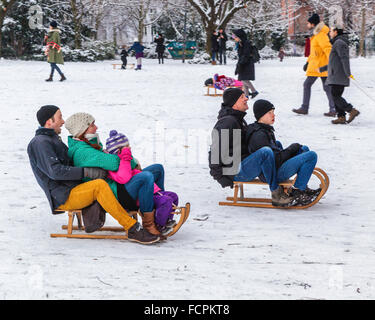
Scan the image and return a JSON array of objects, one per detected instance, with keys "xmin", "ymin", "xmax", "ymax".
[
  {"xmin": 219, "ymin": 168, "xmax": 329, "ymax": 209},
  {"xmin": 50, "ymin": 203, "xmax": 190, "ymax": 239}
]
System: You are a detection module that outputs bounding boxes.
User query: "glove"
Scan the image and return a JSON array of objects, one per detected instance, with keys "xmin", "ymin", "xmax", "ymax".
[
  {"xmin": 83, "ymin": 167, "xmax": 107, "ymax": 180},
  {"xmin": 303, "ymin": 62, "xmax": 308, "ymax": 72},
  {"xmin": 285, "ymin": 143, "xmax": 302, "ymax": 157},
  {"xmin": 218, "ymin": 176, "xmax": 234, "ymax": 189}
]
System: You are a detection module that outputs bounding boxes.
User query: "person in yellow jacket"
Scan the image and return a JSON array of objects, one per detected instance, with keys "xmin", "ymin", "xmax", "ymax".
[{"xmin": 292, "ymin": 13, "xmax": 336, "ymax": 117}]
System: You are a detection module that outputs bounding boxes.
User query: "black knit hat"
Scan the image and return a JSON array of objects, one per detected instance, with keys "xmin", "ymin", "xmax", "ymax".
[
  {"xmin": 205, "ymin": 78, "xmax": 213, "ymax": 86},
  {"xmin": 308, "ymin": 13, "xmax": 320, "ymax": 26},
  {"xmin": 37, "ymin": 105, "xmax": 59, "ymax": 126},
  {"xmin": 223, "ymin": 87, "xmax": 244, "ymax": 108},
  {"xmin": 253, "ymin": 99, "xmax": 275, "ymax": 121},
  {"xmin": 50, "ymin": 21, "xmax": 58, "ymax": 28}
]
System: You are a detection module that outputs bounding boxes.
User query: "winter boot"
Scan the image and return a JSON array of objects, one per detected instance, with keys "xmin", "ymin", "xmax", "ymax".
[
  {"xmin": 271, "ymin": 186, "xmax": 294, "ymax": 207},
  {"xmin": 211, "ymin": 61, "xmax": 217, "ymax": 65},
  {"xmin": 331, "ymin": 116, "xmax": 347, "ymax": 124},
  {"xmin": 288, "ymin": 187, "xmax": 314, "ymax": 206},
  {"xmin": 347, "ymin": 107, "xmax": 360, "ymax": 123},
  {"xmin": 292, "ymin": 107, "xmax": 308, "ymax": 115},
  {"xmin": 323, "ymin": 111, "xmax": 337, "ymax": 117},
  {"xmin": 141, "ymin": 211, "xmax": 162, "ymax": 236},
  {"xmin": 127, "ymin": 222, "xmax": 160, "ymax": 244},
  {"xmin": 166, "ymin": 219, "xmax": 177, "ymax": 228},
  {"xmin": 305, "ymin": 186, "xmax": 321, "ymax": 198},
  {"xmin": 45, "ymin": 74, "xmax": 53, "ymax": 82},
  {"xmin": 250, "ymin": 91, "xmax": 259, "ymax": 99},
  {"xmin": 156, "ymin": 224, "xmax": 174, "ymax": 236},
  {"xmin": 59, "ymin": 74, "xmax": 66, "ymax": 82}
]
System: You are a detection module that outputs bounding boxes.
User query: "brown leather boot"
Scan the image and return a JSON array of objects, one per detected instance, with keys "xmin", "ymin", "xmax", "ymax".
[
  {"xmin": 331, "ymin": 116, "xmax": 347, "ymax": 124},
  {"xmin": 45, "ymin": 74, "xmax": 53, "ymax": 82},
  {"xmin": 347, "ymin": 108, "xmax": 360, "ymax": 123},
  {"xmin": 141, "ymin": 211, "xmax": 161, "ymax": 236}
]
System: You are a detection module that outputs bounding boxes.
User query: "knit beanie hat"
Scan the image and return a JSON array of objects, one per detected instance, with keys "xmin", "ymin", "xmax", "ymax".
[
  {"xmin": 37, "ymin": 105, "xmax": 59, "ymax": 126},
  {"xmin": 308, "ymin": 13, "xmax": 320, "ymax": 25},
  {"xmin": 223, "ymin": 87, "xmax": 244, "ymax": 108},
  {"xmin": 204, "ymin": 78, "xmax": 213, "ymax": 86},
  {"xmin": 50, "ymin": 21, "xmax": 58, "ymax": 28},
  {"xmin": 106, "ymin": 130, "xmax": 129, "ymax": 154},
  {"xmin": 253, "ymin": 99, "xmax": 275, "ymax": 121},
  {"xmin": 65, "ymin": 112, "xmax": 95, "ymax": 137}
]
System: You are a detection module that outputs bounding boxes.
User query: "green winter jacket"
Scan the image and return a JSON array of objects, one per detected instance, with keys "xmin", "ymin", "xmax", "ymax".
[
  {"xmin": 67, "ymin": 136, "xmax": 139, "ymax": 198},
  {"xmin": 47, "ymin": 29, "xmax": 64, "ymax": 65},
  {"xmin": 68, "ymin": 136, "xmax": 120, "ymax": 197}
]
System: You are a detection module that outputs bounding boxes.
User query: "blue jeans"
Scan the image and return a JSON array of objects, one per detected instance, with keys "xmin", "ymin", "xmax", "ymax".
[
  {"xmin": 50, "ymin": 63, "xmax": 63, "ymax": 76},
  {"xmin": 277, "ymin": 145, "xmax": 317, "ymax": 190},
  {"xmin": 123, "ymin": 164, "xmax": 165, "ymax": 213},
  {"xmin": 234, "ymin": 147, "xmax": 278, "ymax": 191},
  {"xmin": 211, "ymin": 50, "xmax": 217, "ymax": 61}
]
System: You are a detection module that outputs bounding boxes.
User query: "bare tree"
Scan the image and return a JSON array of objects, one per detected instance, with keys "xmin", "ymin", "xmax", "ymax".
[
  {"xmin": 110, "ymin": 0, "xmax": 167, "ymax": 43},
  {"xmin": 186, "ymin": 0, "xmax": 258, "ymax": 53}
]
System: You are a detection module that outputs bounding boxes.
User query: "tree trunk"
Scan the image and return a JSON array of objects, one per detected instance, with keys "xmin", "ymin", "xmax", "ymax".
[
  {"xmin": 359, "ymin": 4, "xmax": 366, "ymax": 57},
  {"xmin": 71, "ymin": 0, "xmax": 82, "ymax": 49},
  {"xmin": 138, "ymin": 19, "xmax": 144, "ymax": 43}
]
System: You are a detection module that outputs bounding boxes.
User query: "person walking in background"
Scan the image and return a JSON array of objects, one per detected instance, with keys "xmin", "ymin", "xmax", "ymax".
[
  {"xmin": 233, "ymin": 29, "xmax": 259, "ymax": 99},
  {"xmin": 218, "ymin": 28, "xmax": 228, "ymax": 65},
  {"xmin": 304, "ymin": 35, "xmax": 311, "ymax": 57},
  {"xmin": 292, "ymin": 13, "xmax": 336, "ymax": 117},
  {"xmin": 120, "ymin": 45, "xmax": 128, "ymax": 69},
  {"xmin": 128, "ymin": 38, "xmax": 145, "ymax": 70},
  {"xmin": 278, "ymin": 47, "xmax": 285, "ymax": 62},
  {"xmin": 154, "ymin": 33, "xmax": 165, "ymax": 64},
  {"xmin": 211, "ymin": 31, "xmax": 219, "ymax": 65},
  {"xmin": 44, "ymin": 21, "xmax": 66, "ymax": 82},
  {"xmin": 320, "ymin": 25, "xmax": 360, "ymax": 124}
]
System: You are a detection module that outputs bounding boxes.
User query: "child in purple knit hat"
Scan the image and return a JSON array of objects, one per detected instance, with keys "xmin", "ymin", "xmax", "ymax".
[{"xmin": 106, "ymin": 130, "xmax": 178, "ymax": 236}]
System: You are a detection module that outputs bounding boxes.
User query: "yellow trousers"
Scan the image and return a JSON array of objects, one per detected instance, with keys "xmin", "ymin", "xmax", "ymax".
[{"xmin": 58, "ymin": 179, "xmax": 136, "ymax": 230}]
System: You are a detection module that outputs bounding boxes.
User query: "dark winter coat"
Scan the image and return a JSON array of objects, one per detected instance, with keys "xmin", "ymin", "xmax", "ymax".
[
  {"xmin": 209, "ymin": 105, "xmax": 250, "ymax": 188},
  {"xmin": 233, "ymin": 29, "xmax": 255, "ymax": 81},
  {"xmin": 246, "ymin": 122, "xmax": 301, "ymax": 169},
  {"xmin": 211, "ymin": 34, "xmax": 219, "ymax": 52},
  {"xmin": 320, "ymin": 35, "xmax": 351, "ymax": 87},
  {"xmin": 154, "ymin": 36, "xmax": 165, "ymax": 53},
  {"xmin": 120, "ymin": 49, "xmax": 128, "ymax": 59},
  {"xmin": 27, "ymin": 128, "xmax": 83, "ymax": 213},
  {"xmin": 218, "ymin": 32, "xmax": 228, "ymax": 50},
  {"xmin": 128, "ymin": 42, "xmax": 145, "ymax": 58}
]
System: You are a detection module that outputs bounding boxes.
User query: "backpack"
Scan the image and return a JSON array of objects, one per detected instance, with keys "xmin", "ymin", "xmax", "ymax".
[
  {"xmin": 82, "ymin": 201, "xmax": 106, "ymax": 233},
  {"xmin": 250, "ymin": 45, "xmax": 260, "ymax": 63}
]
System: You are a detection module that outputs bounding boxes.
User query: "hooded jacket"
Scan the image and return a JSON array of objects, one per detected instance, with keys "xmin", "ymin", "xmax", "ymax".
[
  {"xmin": 233, "ymin": 29, "xmax": 255, "ymax": 81},
  {"xmin": 46, "ymin": 29, "xmax": 64, "ymax": 65},
  {"xmin": 27, "ymin": 128, "xmax": 83, "ymax": 213},
  {"xmin": 306, "ymin": 22, "xmax": 332, "ymax": 77},
  {"xmin": 320, "ymin": 34, "xmax": 351, "ymax": 87},
  {"xmin": 246, "ymin": 122, "xmax": 301, "ymax": 169},
  {"xmin": 209, "ymin": 104, "xmax": 250, "ymax": 188}
]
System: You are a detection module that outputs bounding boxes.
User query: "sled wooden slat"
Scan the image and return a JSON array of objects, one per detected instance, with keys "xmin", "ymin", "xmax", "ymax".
[
  {"xmin": 204, "ymin": 85, "xmax": 240, "ymax": 97},
  {"xmin": 111, "ymin": 63, "xmax": 135, "ymax": 70},
  {"xmin": 219, "ymin": 168, "xmax": 329, "ymax": 210},
  {"xmin": 50, "ymin": 203, "xmax": 190, "ymax": 240}
]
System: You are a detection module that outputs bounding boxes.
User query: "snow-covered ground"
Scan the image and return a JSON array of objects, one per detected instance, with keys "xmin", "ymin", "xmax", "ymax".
[{"xmin": 0, "ymin": 56, "xmax": 375, "ymax": 300}]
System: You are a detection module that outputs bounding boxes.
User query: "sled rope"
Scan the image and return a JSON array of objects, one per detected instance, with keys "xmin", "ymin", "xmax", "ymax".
[{"xmin": 350, "ymin": 75, "xmax": 375, "ymax": 104}]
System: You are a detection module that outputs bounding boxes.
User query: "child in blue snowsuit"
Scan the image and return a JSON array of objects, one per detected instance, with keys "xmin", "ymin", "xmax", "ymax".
[{"xmin": 128, "ymin": 39, "xmax": 145, "ymax": 70}]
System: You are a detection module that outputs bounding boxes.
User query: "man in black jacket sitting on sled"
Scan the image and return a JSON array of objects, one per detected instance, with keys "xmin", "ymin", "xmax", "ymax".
[{"xmin": 208, "ymin": 88, "xmax": 294, "ymax": 207}]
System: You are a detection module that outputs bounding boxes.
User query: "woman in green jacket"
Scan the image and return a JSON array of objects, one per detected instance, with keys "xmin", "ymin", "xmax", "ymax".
[
  {"xmin": 45, "ymin": 21, "xmax": 66, "ymax": 82},
  {"xmin": 65, "ymin": 112, "xmax": 166, "ymax": 236}
]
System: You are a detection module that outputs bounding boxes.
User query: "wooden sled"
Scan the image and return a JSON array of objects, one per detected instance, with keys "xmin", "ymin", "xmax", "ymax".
[
  {"xmin": 50, "ymin": 203, "xmax": 190, "ymax": 240},
  {"xmin": 219, "ymin": 168, "xmax": 329, "ymax": 209},
  {"xmin": 204, "ymin": 85, "xmax": 240, "ymax": 97},
  {"xmin": 111, "ymin": 63, "xmax": 135, "ymax": 70}
]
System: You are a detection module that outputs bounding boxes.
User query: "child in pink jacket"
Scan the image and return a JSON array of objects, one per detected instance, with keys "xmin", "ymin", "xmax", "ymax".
[{"xmin": 106, "ymin": 130, "xmax": 178, "ymax": 235}]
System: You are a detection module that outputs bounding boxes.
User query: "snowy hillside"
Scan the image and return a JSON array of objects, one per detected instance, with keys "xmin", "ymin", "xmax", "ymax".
[{"xmin": 0, "ymin": 56, "xmax": 374, "ymax": 299}]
